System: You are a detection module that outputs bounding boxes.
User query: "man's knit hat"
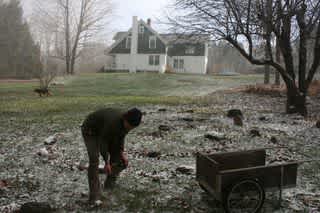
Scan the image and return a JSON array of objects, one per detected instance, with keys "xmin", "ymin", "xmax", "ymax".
[{"xmin": 123, "ymin": 108, "xmax": 142, "ymax": 127}]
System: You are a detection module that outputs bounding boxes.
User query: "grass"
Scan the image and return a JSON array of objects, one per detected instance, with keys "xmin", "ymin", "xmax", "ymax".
[{"xmin": 0, "ymin": 73, "xmax": 263, "ymax": 127}]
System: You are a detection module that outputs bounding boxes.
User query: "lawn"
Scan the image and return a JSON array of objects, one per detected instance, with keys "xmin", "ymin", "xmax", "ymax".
[
  {"xmin": 0, "ymin": 73, "xmax": 263, "ymax": 127},
  {"xmin": 0, "ymin": 72, "xmax": 319, "ymax": 212}
]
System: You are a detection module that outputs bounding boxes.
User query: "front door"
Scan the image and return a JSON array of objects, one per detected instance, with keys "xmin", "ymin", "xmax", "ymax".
[{"xmin": 172, "ymin": 57, "xmax": 185, "ymax": 72}]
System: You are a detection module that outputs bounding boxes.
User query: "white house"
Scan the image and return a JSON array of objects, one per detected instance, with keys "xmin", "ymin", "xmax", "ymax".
[{"xmin": 105, "ymin": 16, "xmax": 209, "ymax": 74}]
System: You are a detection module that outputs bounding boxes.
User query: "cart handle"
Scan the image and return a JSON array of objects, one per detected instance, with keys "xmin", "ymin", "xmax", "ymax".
[
  {"xmin": 262, "ymin": 145, "xmax": 320, "ymax": 161},
  {"xmin": 295, "ymin": 159, "xmax": 320, "ymax": 164},
  {"xmin": 263, "ymin": 145, "xmax": 315, "ymax": 150}
]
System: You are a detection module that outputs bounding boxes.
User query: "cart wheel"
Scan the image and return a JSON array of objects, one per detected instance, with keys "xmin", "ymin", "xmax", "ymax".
[
  {"xmin": 199, "ymin": 183, "xmax": 209, "ymax": 194},
  {"xmin": 223, "ymin": 179, "xmax": 265, "ymax": 213}
]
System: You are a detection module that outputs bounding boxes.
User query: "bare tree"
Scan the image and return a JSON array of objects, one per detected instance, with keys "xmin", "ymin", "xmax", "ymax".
[
  {"xmin": 38, "ymin": 60, "xmax": 57, "ymax": 89},
  {"xmin": 29, "ymin": 1, "xmax": 60, "ymax": 88},
  {"xmin": 168, "ymin": 0, "xmax": 320, "ymax": 115},
  {"xmin": 275, "ymin": 34, "xmax": 281, "ymax": 85},
  {"xmin": 32, "ymin": 0, "xmax": 113, "ymax": 75},
  {"xmin": 59, "ymin": 0, "xmax": 71, "ymax": 75},
  {"xmin": 262, "ymin": 0, "xmax": 272, "ymax": 84}
]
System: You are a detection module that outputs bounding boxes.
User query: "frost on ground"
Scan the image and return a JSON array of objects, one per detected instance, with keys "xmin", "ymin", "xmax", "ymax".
[{"xmin": 0, "ymin": 92, "xmax": 319, "ymax": 213}]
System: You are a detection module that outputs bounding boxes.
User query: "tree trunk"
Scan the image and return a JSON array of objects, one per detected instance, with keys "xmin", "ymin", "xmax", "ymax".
[
  {"xmin": 274, "ymin": 1, "xmax": 281, "ymax": 86},
  {"xmin": 69, "ymin": 0, "xmax": 85, "ymax": 75},
  {"xmin": 65, "ymin": 0, "xmax": 71, "ymax": 75},
  {"xmin": 275, "ymin": 67, "xmax": 280, "ymax": 85},
  {"xmin": 275, "ymin": 38, "xmax": 281, "ymax": 85},
  {"xmin": 264, "ymin": 65, "xmax": 270, "ymax": 84},
  {"xmin": 65, "ymin": 55, "xmax": 70, "ymax": 74},
  {"xmin": 286, "ymin": 83, "xmax": 307, "ymax": 116},
  {"xmin": 70, "ymin": 55, "xmax": 76, "ymax": 75},
  {"xmin": 70, "ymin": 24, "xmax": 81, "ymax": 75},
  {"xmin": 263, "ymin": 0, "xmax": 272, "ymax": 85}
]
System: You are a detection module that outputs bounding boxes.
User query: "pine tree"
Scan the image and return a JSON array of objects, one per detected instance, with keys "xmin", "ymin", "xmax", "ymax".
[{"xmin": 0, "ymin": 0, "xmax": 41, "ymax": 79}]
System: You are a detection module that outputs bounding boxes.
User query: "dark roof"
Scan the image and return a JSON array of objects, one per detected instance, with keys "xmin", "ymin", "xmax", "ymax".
[
  {"xmin": 112, "ymin": 32, "xmax": 127, "ymax": 41},
  {"xmin": 160, "ymin": 33, "xmax": 210, "ymax": 44},
  {"xmin": 112, "ymin": 31, "xmax": 209, "ymax": 44}
]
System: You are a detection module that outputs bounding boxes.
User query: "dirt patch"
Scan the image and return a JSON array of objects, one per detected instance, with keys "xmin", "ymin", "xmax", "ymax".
[
  {"xmin": 243, "ymin": 84, "xmax": 286, "ymax": 96},
  {"xmin": 224, "ymin": 80, "xmax": 320, "ymax": 97},
  {"xmin": 0, "ymin": 79, "xmax": 38, "ymax": 83}
]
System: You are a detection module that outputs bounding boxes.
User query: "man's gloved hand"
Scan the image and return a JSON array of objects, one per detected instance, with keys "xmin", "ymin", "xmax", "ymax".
[
  {"xmin": 120, "ymin": 152, "xmax": 128, "ymax": 168},
  {"xmin": 104, "ymin": 163, "xmax": 112, "ymax": 175}
]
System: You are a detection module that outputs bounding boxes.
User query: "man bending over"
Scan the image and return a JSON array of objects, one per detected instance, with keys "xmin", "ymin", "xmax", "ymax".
[{"xmin": 81, "ymin": 108, "xmax": 142, "ymax": 203}]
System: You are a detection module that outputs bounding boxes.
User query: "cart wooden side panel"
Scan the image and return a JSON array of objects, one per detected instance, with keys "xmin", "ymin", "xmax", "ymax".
[
  {"xmin": 219, "ymin": 162, "xmax": 298, "ymax": 191},
  {"xmin": 209, "ymin": 149, "xmax": 266, "ymax": 171},
  {"xmin": 196, "ymin": 153, "xmax": 221, "ymax": 197}
]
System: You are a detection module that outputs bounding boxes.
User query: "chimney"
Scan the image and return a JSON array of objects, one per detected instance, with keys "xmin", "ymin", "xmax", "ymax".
[
  {"xmin": 147, "ymin": 18, "xmax": 151, "ymax": 26},
  {"xmin": 130, "ymin": 16, "xmax": 138, "ymax": 73}
]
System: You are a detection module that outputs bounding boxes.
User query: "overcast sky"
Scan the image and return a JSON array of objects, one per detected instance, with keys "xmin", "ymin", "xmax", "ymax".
[
  {"xmin": 111, "ymin": 0, "xmax": 171, "ymax": 31},
  {"xmin": 21, "ymin": 0, "xmax": 172, "ymax": 41}
]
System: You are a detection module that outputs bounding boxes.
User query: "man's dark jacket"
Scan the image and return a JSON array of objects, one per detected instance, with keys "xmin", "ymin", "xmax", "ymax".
[{"xmin": 81, "ymin": 108, "xmax": 127, "ymax": 161}]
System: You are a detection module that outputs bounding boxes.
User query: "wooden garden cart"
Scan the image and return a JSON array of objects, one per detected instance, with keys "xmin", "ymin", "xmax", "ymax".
[{"xmin": 196, "ymin": 148, "xmax": 318, "ymax": 213}]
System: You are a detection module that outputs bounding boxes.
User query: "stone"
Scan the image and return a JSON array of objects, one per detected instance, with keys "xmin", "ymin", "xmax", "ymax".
[
  {"xmin": 259, "ymin": 116, "xmax": 267, "ymax": 121},
  {"xmin": 150, "ymin": 131, "xmax": 162, "ymax": 138},
  {"xmin": 44, "ymin": 135, "xmax": 57, "ymax": 145},
  {"xmin": 233, "ymin": 115, "xmax": 243, "ymax": 126},
  {"xmin": 249, "ymin": 129, "xmax": 261, "ymax": 137},
  {"xmin": 316, "ymin": 120, "xmax": 320, "ymax": 128},
  {"xmin": 159, "ymin": 125, "xmax": 171, "ymax": 131},
  {"xmin": 181, "ymin": 117, "xmax": 194, "ymax": 122},
  {"xmin": 176, "ymin": 165, "xmax": 194, "ymax": 175},
  {"xmin": 37, "ymin": 148, "xmax": 49, "ymax": 156},
  {"xmin": 204, "ymin": 134, "xmax": 222, "ymax": 141},
  {"xmin": 146, "ymin": 151, "xmax": 161, "ymax": 158},
  {"xmin": 20, "ymin": 202, "xmax": 54, "ymax": 213},
  {"xmin": 270, "ymin": 136, "xmax": 278, "ymax": 144},
  {"xmin": 152, "ymin": 176, "xmax": 161, "ymax": 182},
  {"xmin": 227, "ymin": 109, "xmax": 243, "ymax": 118},
  {"xmin": 77, "ymin": 161, "xmax": 88, "ymax": 171},
  {"xmin": 19, "ymin": 193, "xmax": 30, "ymax": 199},
  {"xmin": 158, "ymin": 108, "xmax": 167, "ymax": 112},
  {"xmin": 94, "ymin": 200, "xmax": 103, "ymax": 206},
  {"xmin": 80, "ymin": 191, "xmax": 87, "ymax": 197}
]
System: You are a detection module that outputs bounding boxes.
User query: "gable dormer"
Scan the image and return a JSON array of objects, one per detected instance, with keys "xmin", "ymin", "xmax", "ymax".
[
  {"xmin": 109, "ymin": 32, "xmax": 132, "ymax": 54},
  {"xmin": 107, "ymin": 18, "xmax": 167, "ymax": 55},
  {"xmin": 137, "ymin": 21, "xmax": 166, "ymax": 54}
]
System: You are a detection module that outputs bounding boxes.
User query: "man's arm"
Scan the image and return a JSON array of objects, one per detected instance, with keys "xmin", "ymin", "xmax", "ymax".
[
  {"xmin": 101, "ymin": 150, "xmax": 113, "ymax": 175},
  {"xmin": 99, "ymin": 132, "xmax": 112, "ymax": 175},
  {"xmin": 115, "ymin": 135, "xmax": 128, "ymax": 168},
  {"xmin": 101, "ymin": 149, "xmax": 109, "ymax": 164}
]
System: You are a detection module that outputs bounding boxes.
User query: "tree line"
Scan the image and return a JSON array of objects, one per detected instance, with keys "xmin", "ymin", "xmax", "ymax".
[
  {"xmin": 0, "ymin": 0, "xmax": 41, "ymax": 79},
  {"xmin": 0, "ymin": 0, "xmax": 113, "ymax": 80}
]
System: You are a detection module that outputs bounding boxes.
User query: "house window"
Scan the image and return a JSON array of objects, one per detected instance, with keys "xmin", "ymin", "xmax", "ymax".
[
  {"xmin": 126, "ymin": 36, "xmax": 131, "ymax": 49},
  {"xmin": 185, "ymin": 46, "xmax": 195, "ymax": 54},
  {"xmin": 111, "ymin": 55, "xmax": 116, "ymax": 68},
  {"xmin": 139, "ymin": 25, "xmax": 144, "ymax": 34},
  {"xmin": 173, "ymin": 59, "xmax": 184, "ymax": 69},
  {"xmin": 149, "ymin": 36, "xmax": 156, "ymax": 49},
  {"xmin": 155, "ymin": 55, "xmax": 159, "ymax": 65},
  {"xmin": 149, "ymin": 55, "xmax": 160, "ymax": 66},
  {"xmin": 179, "ymin": 59, "xmax": 184, "ymax": 69},
  {"xmin": 173, "ymin": 59, "xmax": 179, "ymax": 69},
  {"xmin": 149, "ymin": 55, "xmax": 153, "ymax": 65}
]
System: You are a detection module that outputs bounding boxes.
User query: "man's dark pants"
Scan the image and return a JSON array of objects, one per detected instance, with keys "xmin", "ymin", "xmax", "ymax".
[{"xmin": 82, "ymin": 130, "xmax": 125, "ymax": 202}]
